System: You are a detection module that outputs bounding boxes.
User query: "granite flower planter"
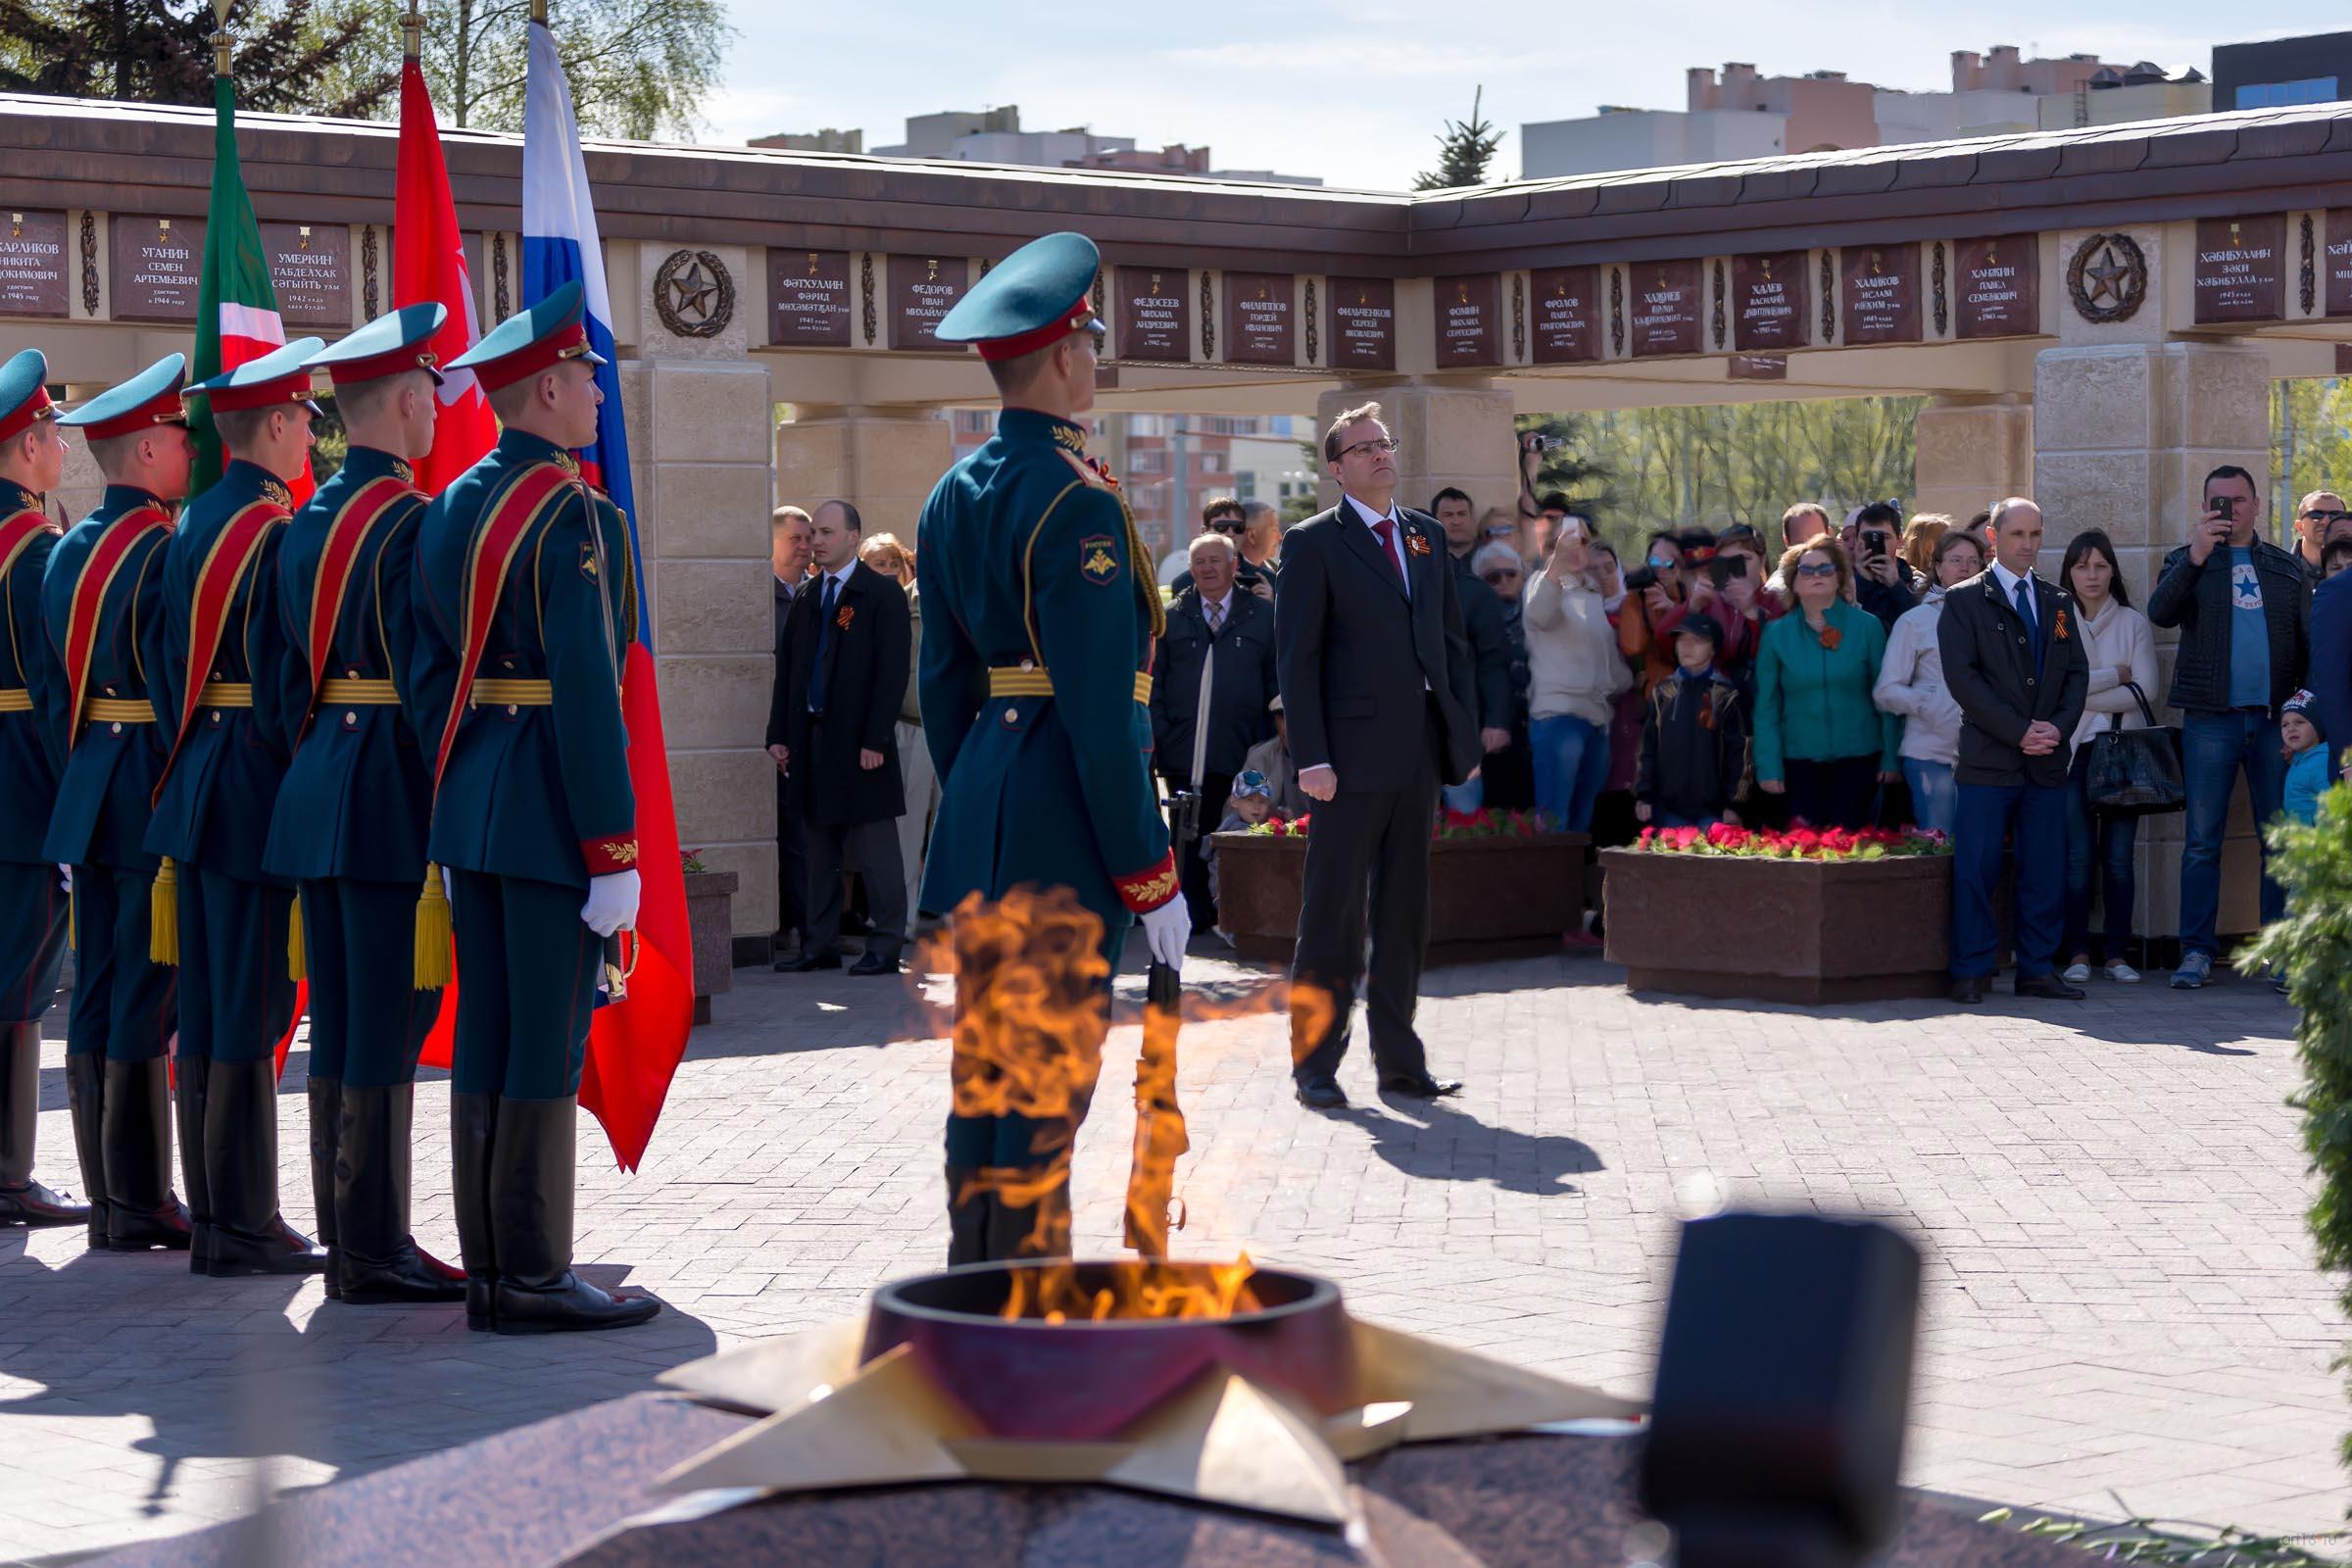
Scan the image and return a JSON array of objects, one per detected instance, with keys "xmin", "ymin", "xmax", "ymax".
[
  {"xmin": 683, "ymin": 868, "xmax": 738, "ymax": 1026},
  {"xmin": 1214, "ymin": 830, "xmax": 1590, "ymax": 968},
  {"xmin": 1598, "ymin": 847, "xmax": 1952, "ymax": 1003}
]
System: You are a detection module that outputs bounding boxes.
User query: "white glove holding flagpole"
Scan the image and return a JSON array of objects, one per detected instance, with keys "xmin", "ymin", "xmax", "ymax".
[{"xmin": 581, "ymin": 869, "xmax": 640, "ymax": 938}]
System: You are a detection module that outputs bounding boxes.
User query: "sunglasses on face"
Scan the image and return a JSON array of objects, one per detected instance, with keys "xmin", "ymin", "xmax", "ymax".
[
  {"xmin": 1208, "ymin": 518, "xmax": 1248, "ymax": 535},
  {"xmin": 2304, "ymin": 509, "xmax": 2350, "ymax": 523},
  {"xmin": 1795, "ymin": 561, "xmax": 1839, "ymax": 578}
]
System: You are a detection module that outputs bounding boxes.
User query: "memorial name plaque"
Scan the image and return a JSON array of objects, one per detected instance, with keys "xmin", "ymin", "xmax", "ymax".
[
  {"xmin": 1731, "ymin": 252, "xmax": 1807, "ymax": 352},
  {"xmin": 768, "ymin": 249, "xmax": 853, "ymax": 346},
  {"xmin": 1433, "ymin": 272, "xmax": 1500, "ymax": 367},
  {"xmin": 1327, "ymin": 276, "xmax": 1396, "ymax": 370},
  {"xmin": 112, "ymin": 216, "xmax": 205, "ymax": 322},
  {"xmin": 888, "ymin": 255, "xmax": 968, "ymax": 350},
  {"xmin": 0, "ymin": 211, "xmax": 68, "ymax": 318},
  {"xmin": 1629, "ymin": 261, "xmax": 1702, "ymax": 358},
  {"xmin": 1115, "ymin": 267, "xmax": 1189, "ymax": 362},
  {"xmin": 1840, "ymin": 244, "xmax": 1921, "ymax": 345},
  {"xmin": 2193, "ymin": 216, "xmax": 2285, "ymax": 323},
  {"xmin": 261, "ymin": 222, "xmax": 350, "ymax": 327},
  {"xmin": 1222, "ymin": 271, "xmax": 1296, "ymax": 365},
  {"xmin": 1529, "ymin": 267, "xmax": 1599, "ymax": 364},
  {"xmin": 2327, "ymin": 212, "xmax": 2352, "ymax": 318},
  {"xmin": 1953, "ymin": 235, "xmax": 2038, "ymax": 339},
  {"xmin": 1728, "ymin": 354, "xmax": 1788, "ymax": 381}
]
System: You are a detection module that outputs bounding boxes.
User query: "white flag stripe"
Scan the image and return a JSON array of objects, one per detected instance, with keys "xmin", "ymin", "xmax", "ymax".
[
  {"xmin": 217, "ymin": 301, "xmax": 285, "ymax": 346},
  {"xmin": 521, "ymin": 23, "xmax": 615, "ymax": 325}
]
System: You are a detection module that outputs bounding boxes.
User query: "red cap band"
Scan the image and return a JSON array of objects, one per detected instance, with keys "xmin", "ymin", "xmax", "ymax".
[
  {"xmin": 77, "ymin": 388, "xmax": 186, "ymax": 442},
  {"xmin": 974, "ymin": 293, "xmax": 1098, "ymax": 363},
  {"xmin": 0, "ymin": 386, "xmax": 54, "ymax": 445},
  {"xmin": 325, "ymin": 345, "xmax": 440, "ymax": 387},
  {"xmin": 202, "ymin": 370, "xmax": 317, "ymax": 415},
  {"xmin": 470, "ymin": 321, "xmax": 591, "ymax": 393}
]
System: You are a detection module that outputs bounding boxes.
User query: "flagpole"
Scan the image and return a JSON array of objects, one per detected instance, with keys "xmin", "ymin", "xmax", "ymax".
[
  {"xmin": 401, "ymin": 0, "xmax": 422, "ymax": 60},
  {"xmin": 211, "ymin": 0, "xmax": 231, "ymax": 76}
]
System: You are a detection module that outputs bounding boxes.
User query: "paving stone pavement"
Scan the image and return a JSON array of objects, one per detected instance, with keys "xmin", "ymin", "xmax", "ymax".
[{"xmin": 2, "ymin": 949, "xmax": 2348, "ymax": 1563}]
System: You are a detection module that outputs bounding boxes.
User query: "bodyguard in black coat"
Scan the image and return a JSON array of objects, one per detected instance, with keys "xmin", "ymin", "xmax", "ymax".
[
  {"xmin": 768, "ymin": 501, "xmax": 912, "ymax": 974},
  {"xmin": 1150, "ymin": 537, "xmax": 1279, "ymax": 924},
  {"xmin": 1275, "ymin": 404, "xmax": 1480, "ymax": 1109}
]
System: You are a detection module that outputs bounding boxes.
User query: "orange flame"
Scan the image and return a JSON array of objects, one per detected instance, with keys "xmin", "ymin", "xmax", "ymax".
[
  {"xmin": 998, "ymin": 1253, "xmax": 1263, "ymax": 1323},
  {"xmin": 1123, "ymin": 989, "xmax": 1188, "ymax": 1257}
]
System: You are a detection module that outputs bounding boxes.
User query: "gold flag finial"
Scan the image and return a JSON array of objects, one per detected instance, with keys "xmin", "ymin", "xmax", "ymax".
[
  {"xmin": 530, "ymin": 0, "xmax": 548, "ymax": 23},
  {"xmin": 211, "ymin": 0, "xmax": 232, "ymax": 77},
  {"xmin": 400, "ymin": 0, "xmax": 423, "ymax": 60}
]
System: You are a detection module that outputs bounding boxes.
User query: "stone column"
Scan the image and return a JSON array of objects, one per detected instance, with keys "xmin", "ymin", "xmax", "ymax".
[
  {"xmin": 1913, "ymin": 395, "xmax": 2031, "ymax": 526},
  {"xmin": 1312, "ymin": 380, "xmax": 1519, "ymax": 521},
  {"xmin": 622, "ymin": 242, "xmax": 782, "ymax": 952},
  {"xmin": 2031, "ymin": 336, "xmax": 2272, "ymax": 947},
  {"xmin": 774, "ymin": 407, "xmax": 952, "ymax": 544}
]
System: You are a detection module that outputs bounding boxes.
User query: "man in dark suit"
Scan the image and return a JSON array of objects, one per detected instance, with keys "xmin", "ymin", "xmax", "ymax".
[
  {"xmin": 1937, "ymin": 496, "xmax": 2089, "ymax": 1004},
  {"xmin": 1150, "ymin": 531, "xmax": 1279, "ymax": 929},
  {"xmin": 2311, "ymin": 565, "xmax": 2352, "ymax": 788},
  {"xmin": 768, "ymin": 506, "xmax": 813, "ymax": 966},
  {"xmin": 770, "ymin": 498, "xmax": 912, "ymax": 976},
  {"xmin": 1275, "ymin": 401, "xmax": 1481, "ymax": 1109}
]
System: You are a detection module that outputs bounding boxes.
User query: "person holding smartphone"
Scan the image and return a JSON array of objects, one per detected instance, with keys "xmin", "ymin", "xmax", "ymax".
[
  {"xmin": 2147, "ymin": 465, "xmax": 2310, "ymax": 989},
  {"xmin": 1846, "ymin": 501, "xmax": 1922, "ymax": 631}
]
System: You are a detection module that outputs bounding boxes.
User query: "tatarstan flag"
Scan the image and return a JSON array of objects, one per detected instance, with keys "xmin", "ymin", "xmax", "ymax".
[{"xmin": 191, "ymin": 70, "xmax": 314, "ymax": 503}]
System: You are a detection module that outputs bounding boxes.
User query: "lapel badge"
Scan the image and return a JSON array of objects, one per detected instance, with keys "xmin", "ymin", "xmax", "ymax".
[
  {"xmin": 835, "ymin": 604, "xmax": 856, "ymax": 630},
  {"xmin": 1405, "ymin": 531, "xmax": 1433, "ymax": 558}
]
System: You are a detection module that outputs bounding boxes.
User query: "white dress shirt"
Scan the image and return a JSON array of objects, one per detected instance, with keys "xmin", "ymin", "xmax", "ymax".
[{"xmin": 1344, "ymin": 493, "xmax": 1410, "ymax": 596}]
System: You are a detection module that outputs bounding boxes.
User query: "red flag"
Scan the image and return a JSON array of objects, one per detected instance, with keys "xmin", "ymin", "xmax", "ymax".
[{"xmin": 395, "ymin": 58, "xmax": 495, "ymax": 1070}]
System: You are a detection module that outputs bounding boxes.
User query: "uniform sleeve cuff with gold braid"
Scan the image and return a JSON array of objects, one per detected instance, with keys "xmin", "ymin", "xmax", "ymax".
[
  {"xmin": 581, "ymin": 834, "xmax": 642, "ymax": 874},
  {"xmin": 1112, "ymin": 852, "xmax": 1180, "ymax": 913}
]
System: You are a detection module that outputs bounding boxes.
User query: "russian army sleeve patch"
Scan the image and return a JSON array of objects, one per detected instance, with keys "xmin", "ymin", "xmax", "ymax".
[
  {"xmin": 579, "ymin": 540, "xmax": 600, "ymax": 581},
  {"xmin": 1079, "ymin": 534, "xmax": 1120, "ymax": 586}
]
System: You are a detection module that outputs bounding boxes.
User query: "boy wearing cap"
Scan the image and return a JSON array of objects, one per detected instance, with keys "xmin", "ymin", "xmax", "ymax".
[
  {"xmin": 1202, "ymin": 770, "xmax": 1276, "ymax": 946},
  {"xmin": 42, "ymin": 354, "xmax": 199, "ymax": 1252},
  {"xmin": 147, "ymin": 336, "xmax": 329, "ymax": 1279},
  {"xmin": 412, "ymin": 280, "xmax": 657, "ymax": 1335},
  {"xmin": 1636, "ymin": 612, "xmax": 1751, "ymax": 830},
  {"xmin": 2281, "ymin": 690, "xmax": 2330, "ymax": 827},
  {"xmin": 0, "ymin": 350, "xmax": 86, "ymax": 1230},
  {"xmin": 917, "ymin": 230, "xmax": 1189, "ymax": 1263},
  {"xmin": 262, "ymin": 307, "xmax": 465, "ymax": 1305}
]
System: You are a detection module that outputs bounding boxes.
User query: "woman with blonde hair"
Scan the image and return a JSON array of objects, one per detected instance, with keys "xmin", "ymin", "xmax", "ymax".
[
  {"xmin": 1752, "ymin": 534, "xmax": 1899, "ymax": 829},
  {"xmin": 1899, "ymin": 512, "xmax": 1951, "ymax": 577}
]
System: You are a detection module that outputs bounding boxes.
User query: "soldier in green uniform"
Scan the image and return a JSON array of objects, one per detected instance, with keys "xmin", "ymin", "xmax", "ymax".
[
  {"xmin": 261, "ymin": 307, "xmax": 465, "ymax": 1304},
  {"xmin": 918, "ymin": 231, "xmax": 1191, "ymax": 1264},
  {"xmin": 412, "ymin": 281, "xmax": 659, "ymax": 1335},
  {"xmin": 0, "ymin": 351, "xmax": 87, "ymax": 1230},
  {"xmin": 148, "ymin": 337, "xmax": 331, "ymax": 1279},
  {"xmin": 42, "ymin": 355, "xmax": 197, "ymax": 1252}
]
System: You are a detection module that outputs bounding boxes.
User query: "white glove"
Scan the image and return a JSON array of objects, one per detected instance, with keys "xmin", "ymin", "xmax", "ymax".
[
  {"xmin": 580, "ymin": 869, "xmax": 641, "ymax": 938},
  {"xmin": 1140, "ymin": 897, "xmax": 1191, "ymax": 970}
]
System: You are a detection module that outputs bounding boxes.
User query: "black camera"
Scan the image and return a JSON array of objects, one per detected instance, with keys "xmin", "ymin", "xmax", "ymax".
[
  {"xmin": 1623, "ymin": 564, "xmax": 1660, "ymax": 594},
  {"xmin": 1706, "ymin": 554, "xmax": 1748, "ymax": 588}
]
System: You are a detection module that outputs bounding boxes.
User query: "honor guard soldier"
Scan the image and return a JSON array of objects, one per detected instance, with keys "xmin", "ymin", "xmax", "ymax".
[
  {"xmin": 413, "ymin": 280, "xmax": 658, "ymax": 1335},
  {"xmin": 917, "ymin": 231, "xmax": 1192, "ymax": 1264},
  {"xmin": 260, "ymin": 307, "xmax": 465, "ymax": 1304},
  {"xmin": 148, "ymin": 338, "xmax": 329, "ymax": 1279},
  {"xmin": 42, "ymin": 355, "xmax": 197, "ymax": 1252},
  {"xmin": 0, "ymin": 351, "xmax": 87, "ymax": 1230}
]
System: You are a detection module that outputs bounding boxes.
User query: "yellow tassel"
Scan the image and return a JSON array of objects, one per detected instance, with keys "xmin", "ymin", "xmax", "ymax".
[
  {"xmin": 67, "ymin": 881, "xmax": 75, "ymax": 953},
  {"xmin": 149, "ymin": 857, "xmax": 178, "ymax": 966},
  {"xmin": 287, "ymin": 893, "xmax": 306, "ymax": 982},
  {"xmin": 414, "ymin": 863, "xmax": 452, "ymax": 990}
]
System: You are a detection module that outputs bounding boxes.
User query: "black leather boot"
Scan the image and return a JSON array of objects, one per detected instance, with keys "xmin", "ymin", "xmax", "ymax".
[
  {"xmin": 103, "ymin": 1057, "xmax": 191, "ymax": 1250},
  {"xmin": 335, "ymin": 1083, "xmax": 464, "ymax": 1305},
  {"xmin": 173, "ymin": 1054, "xmax": 213, "ymax": 1273},
  {"xmin": 202, "ymin": 1058, "xmax": 325, "ymax": 1277},
  {"xmin": 308, "ymin": 1074, "xmax": 340, "ymax": 1298},
  {"xmin": 488, "ymin": 1097, "xmax": 658, "ymax": 1335},
  {"xmin": 450, "ymin": 1091, "xmax": 499, "ymax": 1330},
  {"xmin": 0, "ymin": 1021, "xmax": 88, "ymax": 1228},
  {"xmin": 65, "ymin": 1052, "xmax": 108, "ymax": 1249}
]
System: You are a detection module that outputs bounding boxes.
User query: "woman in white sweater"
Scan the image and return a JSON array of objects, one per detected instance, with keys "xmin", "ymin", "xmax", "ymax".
[
  {"xmin": 2059, "ymin": 529, "xmax": 2159, "ymax": 984},
  {"xmin": 1522, "ymin": 519, "xmax": 1633, "ymax": 833},
  {"xmin": 1872, "ymin": 529, "xmax": 1984, "ymax": 837}
]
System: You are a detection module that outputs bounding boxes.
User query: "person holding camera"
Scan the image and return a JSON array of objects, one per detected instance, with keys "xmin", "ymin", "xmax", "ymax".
[
  {"xmin": 1846, "ymin": 501, "xmax": 1922, "ymax": 631},
  {"xmin": 2147, "ymin": 465, "xmax": 2310, "ymax": 989},
  {"xmin": 1656, "ymin": 523, "xmax": 1779, "ymax": 688},
  {"xmin": 1524, "ymin": 516, "xmax": 1632, "ymax": 835},
  {"xmin": 1752, "ymin": 536, "xmax": 1899, "ymax": 830}
]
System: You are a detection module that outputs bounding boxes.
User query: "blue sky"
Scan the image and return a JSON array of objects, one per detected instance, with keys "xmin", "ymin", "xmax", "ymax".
[{"xmin": 700, "ymin": 2, "xmax": 2320, "ymax": 191}]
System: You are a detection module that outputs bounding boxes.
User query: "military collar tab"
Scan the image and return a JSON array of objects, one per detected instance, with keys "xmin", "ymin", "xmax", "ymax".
[{"xmin": 998, "ymin": 407, "xmax": 1088, "ymax": 453}]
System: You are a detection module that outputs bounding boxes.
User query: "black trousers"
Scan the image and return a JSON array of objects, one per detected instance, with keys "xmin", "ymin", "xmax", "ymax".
[
  {"xmin": 774, "ymin": 768, "xmax": 807, "ymax": 944},
  {"xmin": 806, "ymin": 816, "xmax": 906, "ymax": 963},
  {"xmin": 1290, "ymin": 722, "xmax": 1438, "ymax": 1090},
  {"xmin": 1161, "ymin": 769, "xmax": 1231, "ymax": 930},
  {"xmin": 1783, "ymin": 755, "xmax": 1880, "ymax": 831}
]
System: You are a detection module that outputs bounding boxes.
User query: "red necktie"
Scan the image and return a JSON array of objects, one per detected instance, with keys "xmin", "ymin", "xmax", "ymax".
[{"xmin": 1370, "ymin": 516, "xmax": 1405, "ymax": 585}]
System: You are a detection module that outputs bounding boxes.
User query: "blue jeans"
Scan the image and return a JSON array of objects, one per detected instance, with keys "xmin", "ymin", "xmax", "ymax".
[
  {"xmin": 2063, "ymin": 752, "xmax": 2138, "ymax": 965},
  {"xmin": 1441, "ymin": 775, "xmax": 1485, "ymax": 813},
  {"xmin": 1902, "ymin": 758, "xmax": 1957, "ymax": 838},
  {"xmin": 1952, "ymin": 781, "xmax": 2067, "ymax": 980},
  {"xmin": 1530, "ymin": 713, "xmax": 1609, "ymax": 833},
  {"xmin": 2179, "ymin": 710, "xmax": 2287, "ymax": 958}
]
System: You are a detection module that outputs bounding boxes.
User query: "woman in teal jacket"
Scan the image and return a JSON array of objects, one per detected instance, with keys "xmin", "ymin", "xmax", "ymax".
[{"xmin": 1753, "ymin": 535, "xmax": 1901, "ymax": 829}]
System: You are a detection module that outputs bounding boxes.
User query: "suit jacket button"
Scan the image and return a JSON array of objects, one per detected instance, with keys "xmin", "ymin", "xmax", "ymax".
[
  {"xmin": 345, "ymin": 710, "xmax": 359, "ymax": 725},
  {"xmin": 346, "ymin": 668, "xmax": 359, "ymax": 679},
  {"xmin": 2026, "ymin": 676, "xmax": 2035, "ymax": 686},
  {"xmin": 103, "ymin": 685, "xmax": 116, "ymax": 696},
  {"xmin": 109, "ymin": 721, "xmax": 121, "ymax": 735},
  {"xmin": 1004, "ymin": 707, "xmax": 1019, "ymax": 722},
  {"xmin": 211, "ymin": 711, "xmax": 220, "ymax": 724},
  {"xmin": 507, "ymin": 704, "xmax": 519, "ymax": 716}
]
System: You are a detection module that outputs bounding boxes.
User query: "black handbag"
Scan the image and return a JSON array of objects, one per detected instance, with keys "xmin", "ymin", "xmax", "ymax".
[{"xmin": 2082, "ymin": 682, "xmax": 2185, "ymax": 816}]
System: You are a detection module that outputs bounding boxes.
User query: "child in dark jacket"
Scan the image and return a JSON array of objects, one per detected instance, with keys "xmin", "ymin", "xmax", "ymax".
[{"xmin": 1637, "ymin": 612, "xmax": 1752, "ymax": 828}]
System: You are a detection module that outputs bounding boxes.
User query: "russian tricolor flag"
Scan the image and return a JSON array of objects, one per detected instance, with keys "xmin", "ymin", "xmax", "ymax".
[{"xmin": 522, "ymin": 19, "xmax": 692, "ymax": 1172}]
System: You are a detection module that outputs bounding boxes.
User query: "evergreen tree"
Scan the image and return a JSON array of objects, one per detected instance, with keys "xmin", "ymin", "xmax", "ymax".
[
  {"xmin": 1412, "ymin": 85, "xmax": 1504, "ymax": 191},
  {"xmin": 0, "ymin": 0, "xmax": 394, "ymax": 118}
]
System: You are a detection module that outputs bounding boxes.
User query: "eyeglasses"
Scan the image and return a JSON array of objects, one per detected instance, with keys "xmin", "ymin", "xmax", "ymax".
[
  {"xmin": 1794, "ymin": 561, "xmax": 1839, "ymax": 578},
  {"xmin": 1481, "ymin": 569, "xmax": 1521, "ymax": 587},
  {"xmin": 1338, "ymin": 438, "xmax": 1399, "ymax": 459},
  {"xmin": 1207, "ymin": 518, "xmax": 1248, "ymax": 535},
  {"xmin": 2303, "ymin": 509, "xmax": 2349, "ymax": 523}
]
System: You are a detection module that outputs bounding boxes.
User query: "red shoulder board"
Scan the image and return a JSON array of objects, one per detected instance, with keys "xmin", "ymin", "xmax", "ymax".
[
  {"xmin": 153, "ymin": 497, "xmax": 288, "ymax": 801},
  {"xmin": 0, "ymin": 507, "xmax": 55, "ymax": 584},
  {"xmin": 299, "ymin": 474, "xmax": 417, "ymax": 737},
  {"xmin": 61, "ymin": 504, "xmax": 172, "ymax": 748},
  {"xmin": 431, "ymin": 459, "xmax": 580, "ymax": 794}
]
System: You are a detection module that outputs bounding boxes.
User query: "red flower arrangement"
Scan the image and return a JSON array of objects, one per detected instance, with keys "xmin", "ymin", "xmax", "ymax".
[{"xmin": 1634, "ymin": 822, "xmax": 1950, "ymax": 860}]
